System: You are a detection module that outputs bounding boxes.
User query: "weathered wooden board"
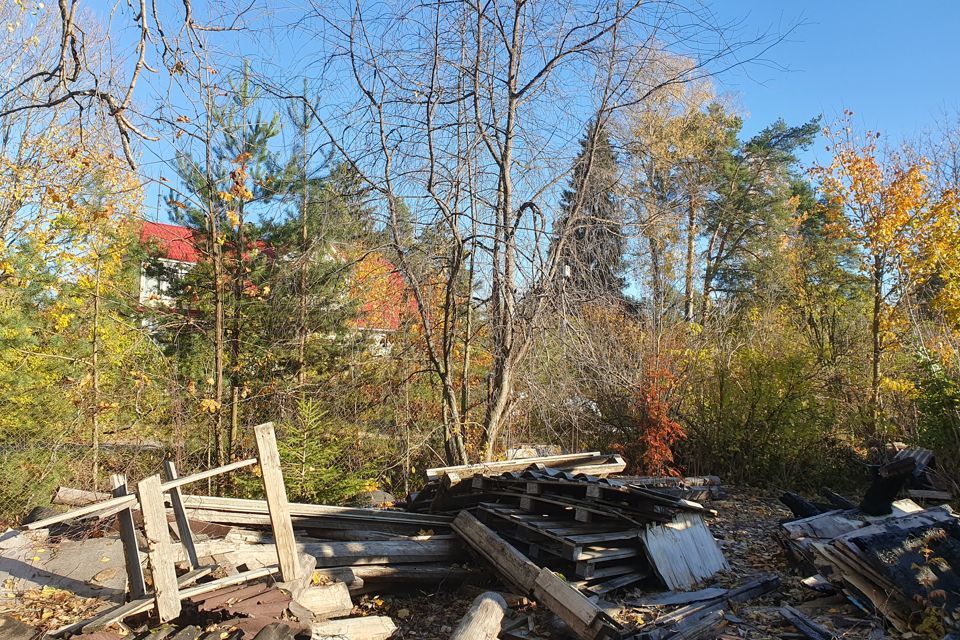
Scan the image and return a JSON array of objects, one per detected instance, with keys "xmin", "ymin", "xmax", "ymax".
[
  {"xmin": 137, "ymin": 475, "xmax": 181, "ymax": 622},
  {"xmin": 227, "ymin": 537, "xmax": 463, "ymax": 569},
  {"xmin": 254, "ymin": 422, "xmax": 302, "ymax": 582}
]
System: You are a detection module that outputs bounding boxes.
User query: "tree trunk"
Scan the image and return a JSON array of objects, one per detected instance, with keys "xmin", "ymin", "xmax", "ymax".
[
  {"xmin": 684, "ymin": 192, "xmax": 696, "ymax": 322},
  {"xmin": 870, "ymin": 253, "xmax": 883, "ymax": 440},
  {"xmin": 298, "ymin": 84, "xmax": 310, "ymax": 394},
  {"xmin": 205, "ymin": 88, "xmax": 226, "ymax": 469},
  {"xmin": 90, "ymin": 256, "xmax": 101, "ymax": 490}
]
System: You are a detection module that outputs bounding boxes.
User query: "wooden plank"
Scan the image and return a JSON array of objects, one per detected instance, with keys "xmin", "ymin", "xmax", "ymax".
[
  {"xmin": 163, "ymin": 460, "xmax": 199, "ymax": 570},
  {"xmin": 253, "ymin": 422, "xmax": 301, "ymax": 582},
  {"xmin": 180, "ymin": 494, "xmax": 452, "ymax": 527},
  {"xmin": 111, "ymin": 473, "xmax": 146, "ymax": 600},
  {"xmin": 907, "ymin": 489, "xmax": 953, "ymax": 501},
  {"xmin": 137, "ymin": 474, "xmax": 181, "ymax": 622},
  {"xmin": 24, "ymin": 458, "xmax": 258, "ymax": 530},
  {"xmin": 453, "ymin": 512, "xmax": 615, "ymax": 640},
  {"xmin": 427, "ymin": 452, "xmax": 603, "ymax": 480}
]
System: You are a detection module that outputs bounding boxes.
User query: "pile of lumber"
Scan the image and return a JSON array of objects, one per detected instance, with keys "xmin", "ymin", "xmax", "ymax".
[
  {"xmin": 626, "ymin": 573, "xmax": 780, "ymax": 640},
  {"xmin": 409, "ymin": 455, "xmax": 728, "ymax": 597},
  {"xmin": 778, "ymin": 487, "xmax": 960, "ymax": 634}
]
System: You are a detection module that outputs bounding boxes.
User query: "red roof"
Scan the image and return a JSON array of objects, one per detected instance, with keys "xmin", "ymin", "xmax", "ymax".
[{"xmin": 140, "ymin": 221, "xmax": 200, "ymax": 263}]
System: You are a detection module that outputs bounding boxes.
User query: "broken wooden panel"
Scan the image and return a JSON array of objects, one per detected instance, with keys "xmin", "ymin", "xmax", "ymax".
[{"xmin": 641, "ymin": 512, "xmax": 729, "ymax": 590}]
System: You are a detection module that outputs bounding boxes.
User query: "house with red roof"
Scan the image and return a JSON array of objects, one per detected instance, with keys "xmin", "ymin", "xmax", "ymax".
[
  {"xmin": 138, "ymin": 221, "xmax": 200, "ymax": 306},
  {"xmin": 137, "ymin": 220, "xmax": 415, "ymax": 336}
]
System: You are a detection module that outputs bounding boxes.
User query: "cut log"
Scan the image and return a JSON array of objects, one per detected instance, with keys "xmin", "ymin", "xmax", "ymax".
[
  {"xmin": 449, "ymin": 592, "xmax": 507, "ymax": 640},
  {"xmin": 309, "ymin": 616, "xmax": 396, "ymax": 640},
  {"xmin": 295, "ymin": 583, "xmax": 354, "ymax": 620}
]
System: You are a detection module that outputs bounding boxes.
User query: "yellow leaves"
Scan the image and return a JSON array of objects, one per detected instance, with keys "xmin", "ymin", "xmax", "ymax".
[
  {"xmin": 226, "ymin": 209, "xmax": 240, "ymax": 228},
  {"xmin": 880, "ymin": 376, "xmax": 919, "ymax": 399},
  {"xmin": 199, "ymin": 398, "xmax": 221, "ymax": 414},
  {"xmin": 218, "ymin": 190, "xmax": 235, "ymax": 203}
]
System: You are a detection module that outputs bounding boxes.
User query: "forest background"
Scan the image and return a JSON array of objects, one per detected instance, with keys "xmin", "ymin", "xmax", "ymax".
[{"xmin": 1, "ymin": 0, "xmax": 959, "ymax": 523}]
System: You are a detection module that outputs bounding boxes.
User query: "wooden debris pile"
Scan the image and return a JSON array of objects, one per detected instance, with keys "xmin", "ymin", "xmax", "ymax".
[
  {"xmin": 5, "ymin": 423, "xmax": 410, "ymax": 639},
  {"xmin": 625, "ymin": 573, "xmax": 780, "ymax": 640},
  {"xmin": 408, "ymin": 455, "xmax": 728, "ymax": 597},
  {"xmin": 777, "ymin": 452, "xmax": 960, "ymax": 636}
]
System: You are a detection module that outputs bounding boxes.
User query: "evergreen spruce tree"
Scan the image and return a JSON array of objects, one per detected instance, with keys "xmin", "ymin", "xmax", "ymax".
[{"xmin": 553, "ymin": 121, "xmax": 626, "ymax": 304}]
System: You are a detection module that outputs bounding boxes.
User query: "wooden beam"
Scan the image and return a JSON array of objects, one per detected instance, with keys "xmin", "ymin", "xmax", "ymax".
[
  {"xmin": 452, "ymin": 511, "xmax": 540, "ymax": 592},
  {"xmin": 137, "ymin": 475, "xmax": 181, "ymax": 622},
  {"xmin": 111, "ymin": 474, "xmax": 146, "ymax": 600},
  {"xmin": 163, "ymin": 460, "xmax": 199, "ymax": 569},
  {"xmin": 254, "ymin": 422, "xmax": 301, "ymax": 582},
  {"xmin": 24, "ymin": 458, "xmax": 258, "ymax": 530},
  {"xmin": 452, "ymin": 512, "xmax": 615, "ymax": 640}
]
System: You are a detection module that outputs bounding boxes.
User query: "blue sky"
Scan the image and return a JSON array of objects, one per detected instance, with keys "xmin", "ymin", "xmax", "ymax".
[
  {"xmin": 128, "ymin": 1, "xmax": 960, "ymax": 222},
  {"xmin": 709, "ymin": 1, "xmax": 960, "ymax": 163}
]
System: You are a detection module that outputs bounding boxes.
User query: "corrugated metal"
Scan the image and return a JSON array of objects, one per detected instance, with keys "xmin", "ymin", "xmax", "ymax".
[{"xmin": 641, "ymin": 512, "xmax": 729, "ymax": 590}]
